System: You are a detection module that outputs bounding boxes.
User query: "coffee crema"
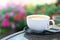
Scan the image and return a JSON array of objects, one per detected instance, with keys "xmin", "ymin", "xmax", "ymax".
[{"xmin": 29, "ymin": 16, "xmax": 47, "ymax": 19}]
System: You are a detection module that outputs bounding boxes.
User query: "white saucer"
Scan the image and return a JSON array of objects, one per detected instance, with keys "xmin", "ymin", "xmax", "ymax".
[{"xmin": 47, "ymin": 25, "xmax": 60, "ymax": 32}]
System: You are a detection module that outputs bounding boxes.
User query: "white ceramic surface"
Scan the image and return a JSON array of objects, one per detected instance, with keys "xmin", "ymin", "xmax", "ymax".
[{"xmin": 27, "ymin": 15, "xmax": 55, "ymax": 31}]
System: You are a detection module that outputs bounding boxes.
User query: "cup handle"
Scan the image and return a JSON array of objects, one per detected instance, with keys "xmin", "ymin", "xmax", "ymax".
[{"xmin": 49, "ymin": 20, "xmax": 55, "ymax": 28}]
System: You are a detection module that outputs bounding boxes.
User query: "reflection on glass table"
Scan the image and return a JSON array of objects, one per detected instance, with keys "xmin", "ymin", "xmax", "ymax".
[
  {"xmin": 53, "ymin": 15, "xmax": 60, "ymax": 27},
  {"xmin": 1, "ymin": 30, "xmax": 60, "ymax": 40}
]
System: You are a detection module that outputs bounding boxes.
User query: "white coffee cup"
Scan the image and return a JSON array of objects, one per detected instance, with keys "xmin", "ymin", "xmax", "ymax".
[{"xmin": 26, "ymin": 15, "xmax": 55, "ymax": 32}]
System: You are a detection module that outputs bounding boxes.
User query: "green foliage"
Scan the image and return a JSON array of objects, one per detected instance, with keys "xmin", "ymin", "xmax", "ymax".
[
  {"xmin": 15, "ymin": 19, "xmax": 27, "ymax": 30},
  {"xmin": 36, "ymin": 5, "xmax": 41, "ymax": 10},
  {"xmin": 0, "ymin": 27, "xmax": 11, "ymax": 35},
  {"xmin": 57, "ymin": 5, "xmax": 60, "ymax": 13},
  {"xmin": 7, "ymin": 6, "xmax": 13, "ymax": 13},
  {"xmin": 0, "ymin": 8, "xmax": 6, "ymax": 14},
  {"xmin": 26, "ymin": 8, "xmax": 35, "ymax": 15},
  {"xmin": 8, "ymin": 17, "xmax": 14, "ymax": 22},
  {"xmin": 33, "ymin": 4, "xmax": 57, "ymax": 16}
]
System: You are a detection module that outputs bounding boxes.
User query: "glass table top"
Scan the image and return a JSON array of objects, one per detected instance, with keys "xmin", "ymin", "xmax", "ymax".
[{"xmin": 1, "ymin": 30, "xmax": 60, "ymax": 40}]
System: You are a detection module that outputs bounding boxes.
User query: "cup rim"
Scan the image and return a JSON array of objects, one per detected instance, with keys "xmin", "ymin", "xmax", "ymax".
[{"xmin": 27, "ymin": 15, "xmax": 50, "ymax": 20}]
